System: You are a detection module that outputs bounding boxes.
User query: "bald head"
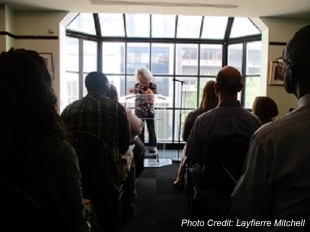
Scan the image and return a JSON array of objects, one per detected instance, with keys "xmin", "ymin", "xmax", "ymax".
[{"xmin": 216, "ymin": 66, "xmax": 243, "ymax": 96}]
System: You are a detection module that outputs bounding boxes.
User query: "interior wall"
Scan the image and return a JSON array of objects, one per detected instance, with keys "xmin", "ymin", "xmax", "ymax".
[
  {"xmin": 12, "ymin": 10, "xmax": 67, "ymax": 110},
  {"xmin": 251, "ymin": 18, "xmax": 268, "ymax": 97},
  {"xmin": 261, "ymin": 18, "xmax": 310, "ymax": 118},
  {"xmin": 0, "ymin": 5, "xmax": 16, "ymax": 52}
]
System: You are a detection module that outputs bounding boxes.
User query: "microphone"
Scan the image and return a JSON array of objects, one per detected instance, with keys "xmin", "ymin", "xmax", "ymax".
[{"xmin": 172, "ymin": 78, "xmax": 185, "ymax": 84}]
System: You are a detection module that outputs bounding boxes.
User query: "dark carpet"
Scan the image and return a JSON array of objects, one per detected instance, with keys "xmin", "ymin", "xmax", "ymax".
[{"xmin": 119, "ymin": 162, "xmax": 190, "ymax": 232}]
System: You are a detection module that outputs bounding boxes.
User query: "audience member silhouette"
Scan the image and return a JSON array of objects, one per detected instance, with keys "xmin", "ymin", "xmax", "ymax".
[
  {"xmin": 0, "ymin": 48, "xmax": 85, "ymax": 232},
  {"xmin": 61, "ymin": 72, "xmax": 130, "ymax": 162},
  {"xmin": 186, "ymin": 66, "xmax": 261, "ymax": 165},
  {"xmin": 232, "ymin": 25, "xmax": 310, "ymax": 229},
  {"xmin": 252, "ymin": 96, "xmax": 279, "ymax": 124},
  {"xmin": 61, "ymin": 72, "xmax": 130, "ymax": 231},
  {"xmin": 173, "ymin": 80, "xmax": 218, "ymax": 188},
  {"xmin": 186, "ymin": 66, "xmax": 261, "ymax": 224}
]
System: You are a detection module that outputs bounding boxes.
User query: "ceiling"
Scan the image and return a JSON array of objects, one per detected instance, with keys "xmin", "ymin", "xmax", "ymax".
[{"xmin": 1, "ymin": 0, "xmax": 310, "ymax": 19}]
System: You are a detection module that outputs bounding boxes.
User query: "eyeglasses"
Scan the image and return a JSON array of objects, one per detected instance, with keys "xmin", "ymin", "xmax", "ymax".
[
  {"xmin": 276, "ymin": 57, "xmax": 293, "ymax": 68},
  {"xmin": 276, "ymin": 57, "xmax": 293, "ymax": 77}
]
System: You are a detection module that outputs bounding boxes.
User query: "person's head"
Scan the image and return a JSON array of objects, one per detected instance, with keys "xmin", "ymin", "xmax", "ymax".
[
  {"xmin": 108, "ymin": 84, "xmax": 119, "ymax": 101},
  {"xmin": 134, "ymin": 67, "xmax": 153, "ymax": 84},
  {"xmin": 283, "ymin": 25, "xmax": 310, "ymax": 98},
  {"xmin": 200, "ymin": 80, "xmax": 219, "ymax": 112},
  {"xmin": 85, "ymin": 71, "xmax": 110, "ymax": 95},
  {"xmin": 215, "ymin": 66, "xmax": 243, "ymax": 100},
  {"xmin": 0, "ymin": 48, "xmax": 65, "ymax": 142},
  {"xmin": 252, "ymin": 96, "xmax": 279, "ymax": 124}
]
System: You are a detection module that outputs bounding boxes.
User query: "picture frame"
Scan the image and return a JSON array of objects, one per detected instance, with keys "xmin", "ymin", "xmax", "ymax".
[
  {"xmin": 39, "ymin": 53, "xmax": 54, "ymax": 79},
  {"xmin": 269, "ymin": 60, "xmax": 284, "ymax": 86}
]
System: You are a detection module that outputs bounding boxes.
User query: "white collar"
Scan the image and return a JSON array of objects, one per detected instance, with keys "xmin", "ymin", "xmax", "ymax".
[{"xmin": 298, "ymin": 93, "xmax": 310, "ymax": 108}]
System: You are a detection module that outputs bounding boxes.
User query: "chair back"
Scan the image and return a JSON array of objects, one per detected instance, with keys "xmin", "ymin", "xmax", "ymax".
[
  {"xmin": 69, "ymin": 131, "xmax": 121, "ymax": 200},
  {"xmin": 202, "ymin": 134, "xmax": 250, "ymax": 199}
]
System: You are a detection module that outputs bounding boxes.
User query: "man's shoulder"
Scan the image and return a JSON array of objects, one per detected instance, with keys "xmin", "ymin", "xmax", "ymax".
[
  {"xmin": 196, "ymin": 106, "xmax": 261, "ymax": 129},
  {"xmin": 61, "ymin": 98, "xmax": 84, "ymax": 115},
  {"xmin": 255, "ymin": 109, "xmax": 306, "ymax": 138},
  {"xmin": 198, "ymin": 106, "xmax": 249, "ymax": 117}
]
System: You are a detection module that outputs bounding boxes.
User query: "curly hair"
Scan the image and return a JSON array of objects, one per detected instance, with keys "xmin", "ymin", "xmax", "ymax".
[
  {"xmin": 200, "ymin": 80, "xmax": 219, "ymax": 112},
  {"xmin": 0, "ymin": 48, "xmax": 66, "ymax": 148},
  {"xmin": 134, "ymin": 66, "xmax": 153, "ymax": 83}
]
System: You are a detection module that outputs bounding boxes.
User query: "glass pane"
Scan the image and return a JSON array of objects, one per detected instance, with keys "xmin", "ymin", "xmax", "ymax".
[
  {"xmin": 60, "ymin": 72, "xmax": 79, "ymax": 112},
  {"xmin": 246, "ymin": 41, "xmax": 262, "ymax": 75},
  {"xmin": 201, "ymin": 16, "xmax": 228, "ymax": 39},
  {"xmin": 228, "ymin": 44, "xmax": 243, "ymax": 73},
  {"xmin": 83, "ymin": 73, "xmax": 88, "ymax": 97},
  {"xmin": 230, "ymin": 17, "xmax": 261, "ymax": 38},
  {"xmin": 171, "ymin": 77, "xmax": 197, "ymax": 108},
  {"xmin": 175, "ymin": 109, "xmax": 187, "ymax": 143},
  {"xmin": 102, "ymin": 42, "xmax": 125, "ymax": 74},
  {"xmin": 127, "ymin": 43, "xmax": 150, "ymax": 74},
  {"xmin": 67, "ymin": 13, "xmax": 96, "ymax": 35},
  {"xmin": 156, "ymin": 109, "xmax": 172, "ymax": 142},
  {"xmin": 244, "ymin": 76, "xmax": 261, "ymax": 109},
  {"xmin": 126, "ymin": 14, "xmax": 150, "ymax": 37},
  {"xmin": 177, "ymin": 15, "xmax": 202, "ymax": 38},
  {"xmin": 176, "ymin": 44, "xmax": 198, "ymax": 75},
  {"xmin": 83, "ymin": 40, "xmax": 97, "ymax": 72},
  {"xmin": 157, "ymin": 77, "xmax": 172, "ymax": 107},
  {"xmin": 152, "ymin": 14, "xmax": 175, "ymax": 38},
  {"xmin": 105, "ymin": 76, "xmax": 126, "ymax": 98},
  {"xmin": 99, "ymin": 13, "xmax": 125, "ymax": 37},
  {"xmin": 126, "ymin": 75, "xmax": 136, "ymax": 96},
  {"xmin": 151, "ymin": 43, "xmax": 174, "ymax": 75},
  {"xmin": 65, "ymin": 37, "xmax": 79, "ymax": 72},
  {"xmin": 200, "ymin": 44, "xmax": 223, "ymax": 75}
]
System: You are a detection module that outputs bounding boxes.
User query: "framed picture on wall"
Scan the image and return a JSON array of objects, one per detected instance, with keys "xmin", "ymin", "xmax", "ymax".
[
  {"xmin": 269, "ymin": 59, "xmax": 284, "ymax": 86},
  {"xmin": 39, "ymin": 53, "xmax": 54, "ymax": 79}
]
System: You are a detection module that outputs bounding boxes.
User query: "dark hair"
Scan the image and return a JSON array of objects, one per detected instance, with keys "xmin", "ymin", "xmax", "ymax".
[
  {"xmin": 108, "ymin": 84, "xmax": 118, "ymax": 101},
  {"xmin": 285, "ymin": 25, "xmax": 310, "ymax": 83},
  {"xmin": 252, "ymin": 96, "xmax": 278, "ymax": 123},
  {"xmin": 85, "ymin": 71, "xmax": 109, "ymax": 94},
  {"xmin": 287, "ymin": 25, "xmax": 310, "ymax": 66},
  {"xmin": 200, "ymin": 80, "xmax": 218, "ymax": 112},
  {"xmin": 0, "ymin": 48, "xmax": 66, "ymax": 150}
]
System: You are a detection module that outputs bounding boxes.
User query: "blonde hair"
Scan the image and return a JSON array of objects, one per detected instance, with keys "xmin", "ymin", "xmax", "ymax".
[
  {"xmin": 134, "ymin": 67, "xmax": 153, "ymax": 83},
  {"xmin": 200, "ymin": 80, "xmax": 219, "ymax": 112}
]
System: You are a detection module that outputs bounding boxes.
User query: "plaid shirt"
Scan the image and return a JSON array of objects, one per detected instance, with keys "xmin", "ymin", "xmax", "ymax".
[{"xmin": 61, "ymin": 91, "xmax": 130, "ymax": 161}]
